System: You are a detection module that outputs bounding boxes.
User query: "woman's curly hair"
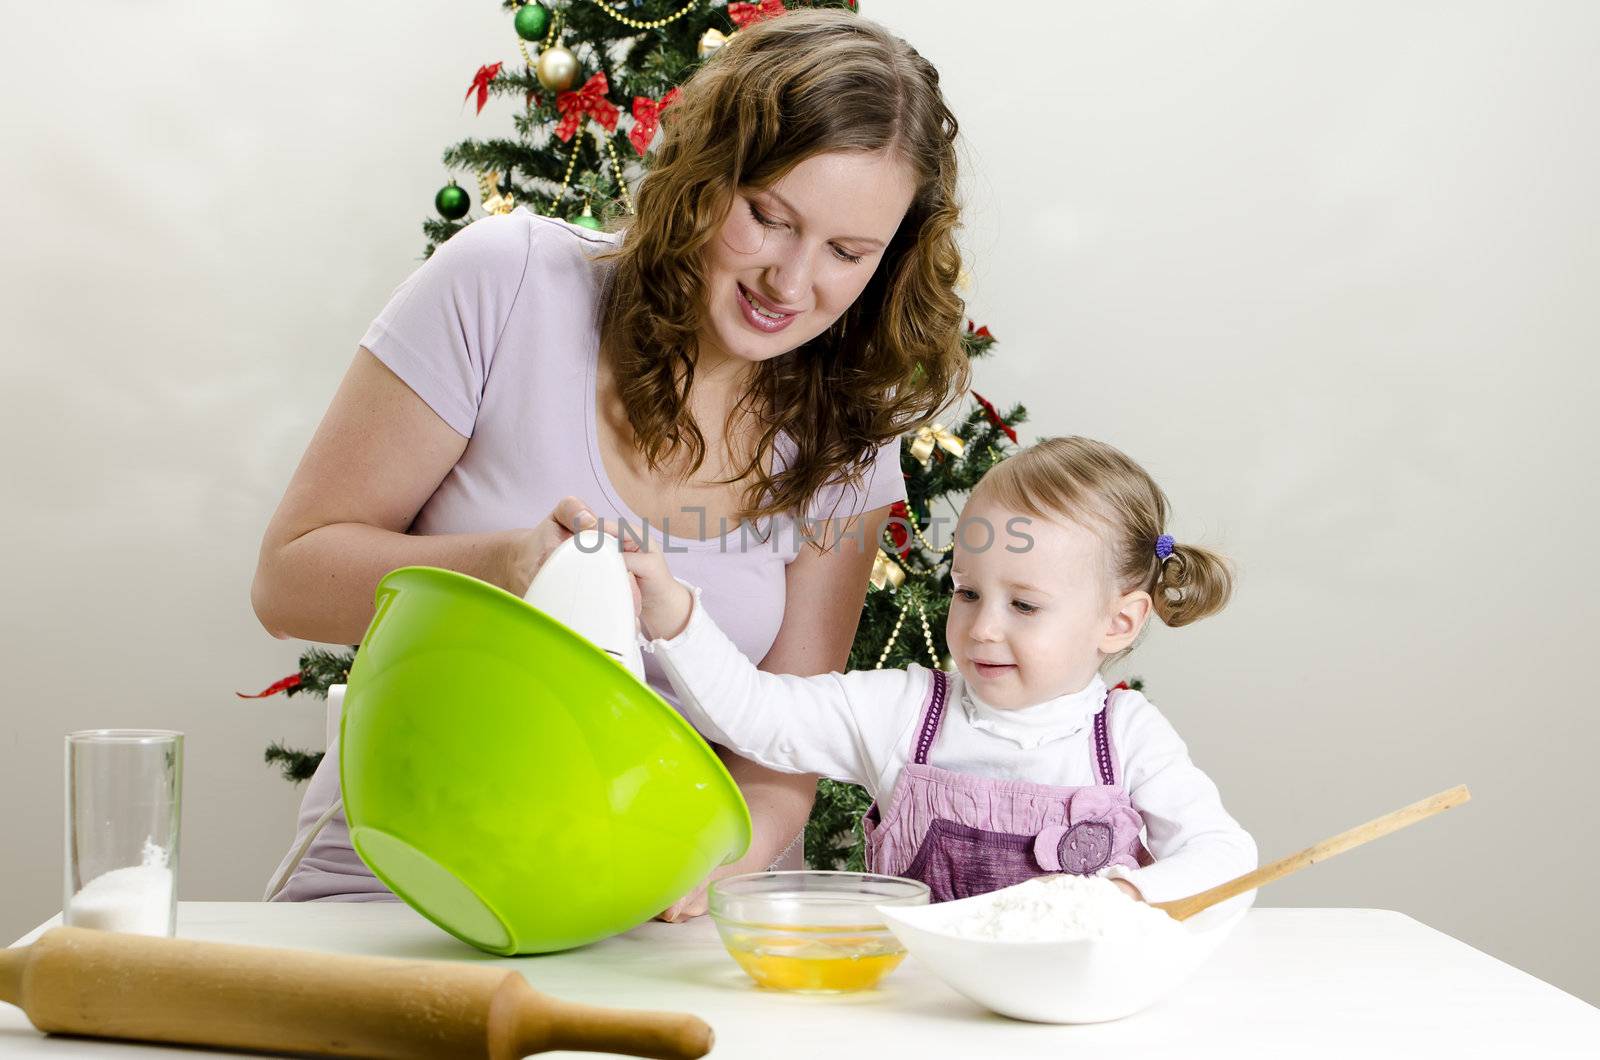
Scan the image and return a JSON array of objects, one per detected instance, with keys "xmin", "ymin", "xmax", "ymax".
[{"xmin": 600, "ymin": 9, "xmax": 969, "ymax": 525}]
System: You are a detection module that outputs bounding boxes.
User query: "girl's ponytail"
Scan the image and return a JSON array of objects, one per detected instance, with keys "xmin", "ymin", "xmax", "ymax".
[{"xmin": 1152, "ymin": 541, "xmax": 1234, "ymax": 627}]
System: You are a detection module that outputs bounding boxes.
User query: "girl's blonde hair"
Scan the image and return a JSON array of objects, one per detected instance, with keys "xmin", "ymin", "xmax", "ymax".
[
  {"xmin": 601, "ymin": 9, "xmax": 968, "ymax": 523},
  {"xmin": 977, "ymin": 436, "xmax": 1233, "ymax": 628}
]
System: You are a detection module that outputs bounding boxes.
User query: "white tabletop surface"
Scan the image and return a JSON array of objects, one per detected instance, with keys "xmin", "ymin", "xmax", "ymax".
[{"xmin": 4, "ymin": 902, "xmax": 1595, "ymax": 1057}]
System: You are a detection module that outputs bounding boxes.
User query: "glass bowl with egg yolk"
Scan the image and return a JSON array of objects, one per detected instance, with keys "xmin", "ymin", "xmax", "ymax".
[{"xmin": 708, "ymin": 870, "xmax": 930, "ymax": 993}]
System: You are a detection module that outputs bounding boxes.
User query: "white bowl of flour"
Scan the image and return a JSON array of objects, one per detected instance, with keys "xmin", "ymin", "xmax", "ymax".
[{"xmin": 877, "ymin": 874, "xmax": 1250, "ymax": 1023}]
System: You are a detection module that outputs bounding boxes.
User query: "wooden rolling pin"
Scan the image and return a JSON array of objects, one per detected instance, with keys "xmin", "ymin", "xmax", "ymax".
[{"xmin": 0, "ymin": 927, "xmax": 712, "ymax": 1059}]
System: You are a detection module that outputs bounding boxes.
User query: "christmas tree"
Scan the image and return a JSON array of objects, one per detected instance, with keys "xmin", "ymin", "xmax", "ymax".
[
  {"xmin": 803, "ymin": 322, "xmax": 1025, "ymax": 869},
  {"xmin": 427, "ymin": 0, "xmax": 858, "ymax": 254},
  {"xmin": 243, "ymin": 0, "xmax": 1030, "ymax": 873}
]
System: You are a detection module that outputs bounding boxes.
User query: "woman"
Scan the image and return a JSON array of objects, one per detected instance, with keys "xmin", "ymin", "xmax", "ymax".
[{"xmin": 252, "ymin": 9, "xmax": 968, "ymax": 916}]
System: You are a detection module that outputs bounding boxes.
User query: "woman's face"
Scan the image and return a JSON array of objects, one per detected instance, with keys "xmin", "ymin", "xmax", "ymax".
[{"xmin": 698, "ymin": 150, "xmax": 918, "ymax": 374}]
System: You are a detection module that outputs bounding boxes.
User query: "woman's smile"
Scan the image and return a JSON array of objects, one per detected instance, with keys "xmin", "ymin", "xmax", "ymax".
[{"xmin": 736, "ymin": 282, "xmax": 799, "ymax": 333}]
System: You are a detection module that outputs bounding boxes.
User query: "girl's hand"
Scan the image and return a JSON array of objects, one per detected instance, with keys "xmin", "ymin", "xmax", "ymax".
[
  {"xmin": 622, "ymin": 547, "xmax": 694, "ymax": 640},
  {"xmin": 1110, "ymin": 877, "xmax": 1145, "ymax": 902}
]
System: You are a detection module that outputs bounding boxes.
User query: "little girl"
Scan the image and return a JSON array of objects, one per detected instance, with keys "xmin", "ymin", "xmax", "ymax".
[{"xmin": 624, "ymin": 435, "xmax": 1256, "ymax": 905}]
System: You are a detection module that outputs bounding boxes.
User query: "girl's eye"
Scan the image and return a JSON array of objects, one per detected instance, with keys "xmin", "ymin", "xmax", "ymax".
[
  {"xmin": 1013, "ymin": 600, "xmax": 1038, "ymax": 615},
  {"xmin": 955, "ymin": 588, "xmax": 978, "ymax": 602},
  {"xmin": 748, "ymin": 202, "xmax": 785, "ymax": 229},
  {"xmin": 831, "ymin": 244, "xmax": 865, "ymax": 264}
]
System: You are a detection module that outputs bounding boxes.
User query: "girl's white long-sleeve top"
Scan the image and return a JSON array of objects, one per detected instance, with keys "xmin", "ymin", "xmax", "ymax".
[{"xmin": 642, "ymin": 586, "xmax": 1257, "ymax": 903}]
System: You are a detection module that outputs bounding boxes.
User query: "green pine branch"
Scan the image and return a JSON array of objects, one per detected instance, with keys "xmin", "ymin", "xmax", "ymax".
[{"xmin": 265, "ymin": 743, "xmax": 325, "ymax": 784}]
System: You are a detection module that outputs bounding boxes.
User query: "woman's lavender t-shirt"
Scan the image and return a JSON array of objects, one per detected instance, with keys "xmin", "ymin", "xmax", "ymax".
[{"xmin": 272, "ymin": 210, "xmax": 906, "ymax": 901}]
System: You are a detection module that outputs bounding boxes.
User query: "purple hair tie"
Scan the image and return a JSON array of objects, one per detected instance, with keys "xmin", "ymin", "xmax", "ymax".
[{"xmin": 1155, "ymin": 534, "xmax": 1176, "ymax": 561}]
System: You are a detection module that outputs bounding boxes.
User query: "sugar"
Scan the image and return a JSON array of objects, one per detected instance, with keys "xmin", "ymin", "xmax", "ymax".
[
  {"xmin": 68, "ymin": 838, "xmax": 174, "ymax": 935},
  {"xmin": 942, "ymin": 874, "xmax": 1184, "ymax": 944}
]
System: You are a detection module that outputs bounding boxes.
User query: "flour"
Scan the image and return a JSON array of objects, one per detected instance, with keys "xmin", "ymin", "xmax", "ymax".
[
  {"xmin": 942, "ymin": 874, "xmax": 1184, "ymax": 944},
  {"xmin": 68, "ymin": 837, "xmax": 174, "ymax": 935}
]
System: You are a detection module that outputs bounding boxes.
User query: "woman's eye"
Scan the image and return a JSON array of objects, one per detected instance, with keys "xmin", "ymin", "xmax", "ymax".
[
  {"xmin": 831, "ymin": 244, "xmax": 865, "ymax": 264},
  {"xmin": 955, "ymin": 588, "xmax": 978, "ymax": 602},
  {"xmin": 748, "ymin": 203, "xmax": 784, "ymax": 229},
  {"xmin": 1012, "ymin": 600, "xmax": 1038, "ymax": 614}
]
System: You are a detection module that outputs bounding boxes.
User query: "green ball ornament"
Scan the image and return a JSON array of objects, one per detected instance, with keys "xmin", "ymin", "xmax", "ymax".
[
  {"xmin": 513, "ymin": 3, "xmax": 550, "ymax": 42},
  {"xmin": 434, "ymin": 182, "xmax": 470, "ymax": 221},
  {"xmin": 571, "ymin": 204, "xmax": 603, "ymax": 231}
]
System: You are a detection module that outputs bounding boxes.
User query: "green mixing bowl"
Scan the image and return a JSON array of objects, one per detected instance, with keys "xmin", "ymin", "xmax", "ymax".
[{"xmin": 339, "ymin": 566, "xmax": 751, "ymax": 955}]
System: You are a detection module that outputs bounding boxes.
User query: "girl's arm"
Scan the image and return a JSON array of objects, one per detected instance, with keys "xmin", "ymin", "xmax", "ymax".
[
  {"xmin": 646, "ymin": 504, "xmax": 913, "ymax": 921},
  {"xmin": 1105, "ymin": 695, "xmax": 1259, "ymax": 904},
  {"xmin": 636, "ymin": 510, "xmax": 918, "ymax": 793}
]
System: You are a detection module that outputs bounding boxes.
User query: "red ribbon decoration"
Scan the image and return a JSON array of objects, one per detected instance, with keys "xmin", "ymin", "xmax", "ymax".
[
  {"xmin": 465, "ymin": 62, "xmax": 503, "ymax": 115},
  {"xmin": 555, "ymin": 71, "xmax": 621, "ymax": 143},
  {"xmin": 971, "ymin": 390, "xmax": 1018, "ymax": 442},
  {"xmin": 236, "ymin": 673, "xmax": 302, "ymax": 699},
  {"xmin": 887, "ymin": 500, "xmax": 912, "ymax": 558},
  {"xmin": 728, "ymin": 0, "xmax": 787, "ymax": 28},
  {"xmin": 628, "ymin": 87, "xmax": 681, "ymax": 155}
]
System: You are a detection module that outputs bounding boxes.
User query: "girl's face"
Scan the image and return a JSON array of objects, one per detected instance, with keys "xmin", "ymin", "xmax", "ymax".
[
  {"xmin": 697, "ymin": 150, "xmax": 917, "ymax": 376},
  {"xmin": 946, "ymin": 495, "xmax": 1150, "ymax": 710}
]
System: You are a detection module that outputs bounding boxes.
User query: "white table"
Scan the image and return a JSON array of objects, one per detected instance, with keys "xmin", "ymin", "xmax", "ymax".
[{"xmin": 5, "ymin": 903, "xmax": 1595, "ymax": 1057}]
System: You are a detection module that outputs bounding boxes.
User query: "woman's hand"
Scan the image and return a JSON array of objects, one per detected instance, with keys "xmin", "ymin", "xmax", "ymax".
[
  {"xmin": 656, "ymin": 882, "xmax": 712, "ymax": 923},
  {"xmin": 504, "ymin": 496, "xmax": 602, "ymax": 596}
]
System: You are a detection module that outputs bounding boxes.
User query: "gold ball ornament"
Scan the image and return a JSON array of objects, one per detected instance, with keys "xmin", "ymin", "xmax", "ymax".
[
  {"xmin": 698, "ymin": 28, "xmax": 728, "ymax": 58},
  {"xmin": 535, "ymin": 45, "xmax": 579, "ymax": 91}
]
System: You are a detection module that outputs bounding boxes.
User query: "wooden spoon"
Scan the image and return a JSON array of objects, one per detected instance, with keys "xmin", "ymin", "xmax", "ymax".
[
  {"xmin": 0, "ymin": 926, "xmax": 711, "ymax": 1059},
  {"xmin": 1153, "ymin": 783, "xmax": 1471, "ymax": 922}
]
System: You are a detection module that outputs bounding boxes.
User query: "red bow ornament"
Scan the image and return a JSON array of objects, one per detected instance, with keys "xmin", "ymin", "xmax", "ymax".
[
  {"xmin": 628, "ymin": 88, "xmax": 681, "ymax": 155},
  {"xmin": 887, "ymin": 500, "xmax": 912, "ymax": 558},
  {"xmin": 465, "ymin": 62, "xmax": 503, "ymax": 115},
  {"xmin": 728, "ymin": 0, "xmax": 787, "ymax": 28},
  {"xmin": 971, "ymin": 390, "xmax": 1018, "ymax": 442},
  {"xmin": 555, "ymin": 71, "xmax": 621, "ymax": 142},
  {"xmin": 236, "ymin": 673, "xmax": 302, "ymax": 699}
]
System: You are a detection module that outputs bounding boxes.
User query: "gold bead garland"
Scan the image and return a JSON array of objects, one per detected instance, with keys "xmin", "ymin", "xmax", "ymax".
[
  {"xmin": 916, "ymin": 603, "xmax": 940, "ymax": 669},
  {"xmin": 900, "ymin": 505, "xmax": 955, "ymax": 556},
  {"xmin": 874, "ymin": 601, "xmax": 941, "ymax": 670},
  {"xmin": 595, "ymin": 128, "xmax": 635, "ymax": 214},
  {"xmin": 874, "ymin": 605, "xmax": 909, "ymax": 669},
  {"xmin": 544, "ymin": 141, "xmax": 584, "ymax": 216},
  {"xmin": 584, "ymin": 0, "xmax": 703, "ymax": 31}
]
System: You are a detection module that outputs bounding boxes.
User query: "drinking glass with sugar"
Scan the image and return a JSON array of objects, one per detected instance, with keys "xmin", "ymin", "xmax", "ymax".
[{"xmin": 65, "ymin": 730, "xmax": 184, "ymax": 937}]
